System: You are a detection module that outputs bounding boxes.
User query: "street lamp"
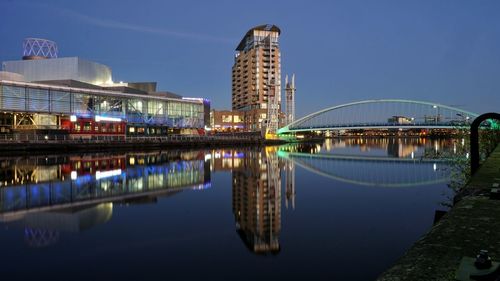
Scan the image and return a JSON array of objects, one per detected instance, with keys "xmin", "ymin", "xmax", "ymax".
[{"xmin": 432, "ymin": 105, "xmax": 439, "ymax": 124}]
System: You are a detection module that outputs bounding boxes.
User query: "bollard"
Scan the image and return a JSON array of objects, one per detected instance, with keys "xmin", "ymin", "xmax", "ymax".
[{"xmin": 456, "ymin": 250, "xmax": 500, "ymax": 281}]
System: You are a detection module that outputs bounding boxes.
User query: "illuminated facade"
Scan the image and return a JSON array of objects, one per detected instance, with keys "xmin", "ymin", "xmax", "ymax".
[
  {"xmin": 232, "ymin": 25, "xmax": 282, "ymax": 131},
  {"xmin": 0, "ymin": 38, "xmax": 209, "ymax": 136},
  {"xmin": 210, "ymin": 110, "xmax": 245, "ymax": 132}
]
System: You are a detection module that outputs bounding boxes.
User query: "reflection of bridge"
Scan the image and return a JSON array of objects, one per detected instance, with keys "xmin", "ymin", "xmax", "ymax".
[
  {"xmin": 278, "ymin": 99, "xmax": 478, "ymax": 134},
  {"xmin": 278, "ymin": 151, "xmax": 451, "ymax": 188}
]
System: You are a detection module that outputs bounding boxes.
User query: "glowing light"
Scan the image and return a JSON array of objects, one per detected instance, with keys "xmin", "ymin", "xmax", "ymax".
[
  {"xmin": 204, "ymin": 153, "xmax": 212, "ymax": 161},
  {"xmin": 182, "ymin": 97, "xmax": 204, "ymax": 102},
  {"xmin": 95, "ymin": 115, "xmax": 121, "ymax": 122},
  {"xmin": 95, "ymin": 169, "xmax": 122, "ymax": 180},
  {"xmin": 433, "ymin": 163, "xmax": 437, "ymax": 171},
  {"xmin": 71, "ymin": 171, "xmax": 77, "ymax": 180},
  {"xmin": 70, "ymin": 115, "xmax": 77, "ymax": 122},
  {"xmin": 411, "ymin": 152, "xmax": 414, "ymax": 159}
]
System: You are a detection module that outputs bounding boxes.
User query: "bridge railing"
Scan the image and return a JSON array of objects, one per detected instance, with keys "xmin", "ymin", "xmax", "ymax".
[
  {"xmin": 288, "ymin": 121, "xmax": 471, "ymax": 130},
  {"xmin": 280, "ymin": 99, "xmax": 479, "ymax": 134}
]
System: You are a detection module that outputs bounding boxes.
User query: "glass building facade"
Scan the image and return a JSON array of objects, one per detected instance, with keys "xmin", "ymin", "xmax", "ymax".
[{"xmin": 0, "ymin": 80, "xmax": 205, "ymax": 133}]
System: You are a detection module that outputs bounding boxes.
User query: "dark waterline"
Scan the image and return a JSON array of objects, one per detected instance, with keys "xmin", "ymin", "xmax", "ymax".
[{"xmin": 0, "ymin": 137, "xmax": 464, "ymax": 280}]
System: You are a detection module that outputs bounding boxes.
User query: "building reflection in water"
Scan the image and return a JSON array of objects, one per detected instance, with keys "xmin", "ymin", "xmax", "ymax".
[
  {"xmin": 23, "ymin": 203, "xmax": 113, "ymax": 247},
  {"xmin": 0, "ymin": 151, "xmax": 211, "ymax": 247},
  {"xmin": 234, "ymin": 148, "xmax": 280, "ymax": 254},
  {"xmin": 322, "ymin": 137, "xmax": 459, "ymax": 158},
  {"xmin": 285, "ymin": 160, "xmax": 295, "ymax": 210},
  {"xmin": 212, "ymin": 147, "xmax": 283, "ymax": 254}
]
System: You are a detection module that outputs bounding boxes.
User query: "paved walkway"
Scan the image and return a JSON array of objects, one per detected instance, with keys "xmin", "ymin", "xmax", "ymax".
[{"xmin": 378, "ymin": 145, "xmax": 500, "ymax": 281}]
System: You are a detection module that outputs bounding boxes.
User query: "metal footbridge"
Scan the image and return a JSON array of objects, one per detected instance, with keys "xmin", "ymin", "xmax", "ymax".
[{"xmin": 278, "ymin": 99, "xmax": 479, "ymax": 135}]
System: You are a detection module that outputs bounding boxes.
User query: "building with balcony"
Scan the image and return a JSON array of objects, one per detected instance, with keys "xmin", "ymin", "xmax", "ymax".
[{"xmin": 231, "ymin": 24, "xmax": 282, "ymax": 131}]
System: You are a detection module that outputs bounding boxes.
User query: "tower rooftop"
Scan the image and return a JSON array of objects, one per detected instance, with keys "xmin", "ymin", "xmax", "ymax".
[{"xmin": 235, "ymin": 24, "xmax": 281, "ymax": 51}]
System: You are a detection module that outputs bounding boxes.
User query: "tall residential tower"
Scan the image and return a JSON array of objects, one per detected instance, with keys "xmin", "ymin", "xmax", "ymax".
[{"xmin": 232, "ymin": 24, "xmax": 281, "ymax": 131}]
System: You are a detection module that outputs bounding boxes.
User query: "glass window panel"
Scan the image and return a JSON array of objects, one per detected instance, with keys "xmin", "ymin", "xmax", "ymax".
[
  {"xmin": 28, "ymin": 88, "xmax": 48, "ymax": 100},
  {"xmin": 2, "ymin": 86, "xmax": 25, "ymax": 99},
  {"xmin": 73, "ymin": 93, "xmax": 94, "ymax": 114},
  {"xmin": 129, "ymin": 99, "xmax": 143, "ymax": 113},
  {"xmin": 51, "ymin": 101, "xmax": 71, "ymax": 113},
  {"xmin": 28, "ymin": 98, "xmax": 49, "ymax": 112},
  {"xmin": 2, "ymin": 97, "xmax": 25, "ymax": 111}
]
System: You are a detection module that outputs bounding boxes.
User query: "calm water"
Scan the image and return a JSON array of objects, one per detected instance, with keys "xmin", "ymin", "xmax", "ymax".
[{"xmin": 0, "ymin": 138, "xmax": 464, "ymax": 280}]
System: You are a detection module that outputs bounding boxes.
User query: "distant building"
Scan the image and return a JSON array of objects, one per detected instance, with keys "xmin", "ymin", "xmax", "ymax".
[
  {"xmin": 388, "ymin": 116, "xmax": 413, "ymax": 124},
  {"xmin": 232, "ymin": 24, "xmax": 282, "ymax": 131},
  {"xmin": 210, "ymin": 110, "xmax": 245, "ymax": 132}
]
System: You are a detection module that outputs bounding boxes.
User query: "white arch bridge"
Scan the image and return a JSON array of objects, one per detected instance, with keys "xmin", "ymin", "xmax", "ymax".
[{"xmin": 277, "ymin": 99, "xmax": 479, "ymax": 135}]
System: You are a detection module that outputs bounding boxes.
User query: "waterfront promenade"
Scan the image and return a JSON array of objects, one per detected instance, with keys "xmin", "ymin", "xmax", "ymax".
[
  {"xmin": 0, "ymin": 133, "xmax": 285, "ymax": 153},
  {"xmin": 378, "ymin": 145, "xmax": 500, "ymax": 280}
]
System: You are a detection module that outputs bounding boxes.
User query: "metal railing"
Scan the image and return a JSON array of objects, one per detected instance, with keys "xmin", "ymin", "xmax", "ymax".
[{"xmin": 0, "ymin": 133, "xmax": 263, "ymax": 144}]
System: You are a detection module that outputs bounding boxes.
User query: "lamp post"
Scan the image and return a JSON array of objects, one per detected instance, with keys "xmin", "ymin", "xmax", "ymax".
[{"xmin": 433, "ymin": 105, "xmax": 439, "ymax": 125}]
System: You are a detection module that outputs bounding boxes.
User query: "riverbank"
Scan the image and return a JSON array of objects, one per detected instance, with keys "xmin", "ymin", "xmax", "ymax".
[
  {"xmin": 0, "ymin": 135, "xmax": 288, "ymax": 154},
  {"xmin": 377, "ymin": 145, "xmax": 500, "ymax": 280}
]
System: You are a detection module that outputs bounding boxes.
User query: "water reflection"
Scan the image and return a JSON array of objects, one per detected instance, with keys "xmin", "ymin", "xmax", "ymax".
[
  {"xmin": 277, "ymin": 139, "xmax": 461, "ymax": 188},
  {"xmin": 232, "ymin": 148, "xmax": 282, "ymax": 254},
  {"xmin": 0, "ymin": 151, "xmax": 211, "ymax": 247},
  {"xmin": 0, "ymin": 138, "xmax": 465, "ymax": 256},
  {"xmin": 23, "ymin": 203, "xmax": 112, "ymax": 247},
  {"xmin": 321, "ymin": 137, "xmax": 460, "ymax": 158}
]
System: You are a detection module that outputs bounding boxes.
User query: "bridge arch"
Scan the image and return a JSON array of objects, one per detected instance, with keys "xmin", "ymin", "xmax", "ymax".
[{"xmin": 278, "ymin": 99, "xmax": 479, "ymax": 134}]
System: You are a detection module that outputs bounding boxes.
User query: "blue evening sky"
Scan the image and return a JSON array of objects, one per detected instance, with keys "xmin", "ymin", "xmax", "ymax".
[{"xmin": 1, "ymin": 0, "xmax": 499, "ymax": 117}]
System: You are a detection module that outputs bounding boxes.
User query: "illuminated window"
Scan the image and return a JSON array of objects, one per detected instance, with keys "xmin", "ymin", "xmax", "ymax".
[
  {"xmin": 83, "ymin": 122, "xmax": 91, "ymax": 131},
  {"xmin": 233, "ymin": 115, "xmax": 243, "ymax": 123}
]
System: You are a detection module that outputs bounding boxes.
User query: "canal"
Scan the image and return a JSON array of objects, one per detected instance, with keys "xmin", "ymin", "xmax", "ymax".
[{"xmin": 0, "ymin": 137, "xmax": 466, "ymax": 280}]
